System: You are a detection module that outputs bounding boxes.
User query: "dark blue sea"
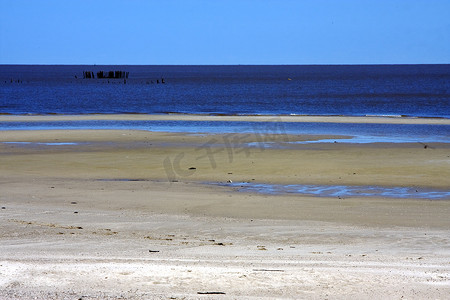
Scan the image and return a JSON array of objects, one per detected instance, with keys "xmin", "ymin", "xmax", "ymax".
[
  {"xmin": 1, "ymin": 64, "xmax": 449, "ymax": 117},
  {"xmin": 1, "ymin": 65, "xmax": 449, "ymax": 142}
]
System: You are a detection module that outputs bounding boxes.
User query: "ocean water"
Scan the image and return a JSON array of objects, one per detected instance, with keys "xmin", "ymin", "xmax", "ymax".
[{"xmin": 1, "ymin": 64, "xmax": 449, "ymax": 117}]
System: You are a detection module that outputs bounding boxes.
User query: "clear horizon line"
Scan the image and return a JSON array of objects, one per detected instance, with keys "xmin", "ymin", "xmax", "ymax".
[{"xmin": 1, "ymin": 63, "xmax": 449, "ymax": 66}]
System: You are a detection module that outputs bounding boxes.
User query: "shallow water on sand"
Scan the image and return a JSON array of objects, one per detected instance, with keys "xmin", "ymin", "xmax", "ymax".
[{"xmin": 219, "ymin": 181, "xmax": 450, "ymax": 200}]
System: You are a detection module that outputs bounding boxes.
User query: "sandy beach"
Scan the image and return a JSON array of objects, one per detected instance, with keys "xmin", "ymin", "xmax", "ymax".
[
  {"xmin": 1, "ymin": 113, "xmax": 450, "ymax": 124},
  {"xmin": 1, "ymin": 115, "xmax": 449, "ymax": 299}
]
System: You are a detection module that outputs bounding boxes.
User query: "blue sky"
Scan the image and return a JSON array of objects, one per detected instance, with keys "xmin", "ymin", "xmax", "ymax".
[{"xmin": 0, "ymin": 0, "xmax": 449, "ymax": 65}]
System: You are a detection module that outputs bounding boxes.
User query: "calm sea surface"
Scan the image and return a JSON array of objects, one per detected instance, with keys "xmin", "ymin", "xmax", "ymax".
[
  {"xmin": 1, "ymin": 64, "xmax": 449, "ymax": 117},
  {"xmin": 1, "ymin": 65, "xmax": 449, "ymax": 141}
]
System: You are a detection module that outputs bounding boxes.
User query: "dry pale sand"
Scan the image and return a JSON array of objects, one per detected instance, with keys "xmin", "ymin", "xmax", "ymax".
[
  {"xmin": 0, "ymin": 122, "xmax": 449, "ymax": 299},
  {"xmin": 1, "ymin": 113, "xmax": 450, "ymax": 124}
]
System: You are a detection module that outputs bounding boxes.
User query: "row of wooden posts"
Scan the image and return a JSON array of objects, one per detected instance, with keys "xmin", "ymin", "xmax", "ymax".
[{"xmin": 82, "ymin": 71, "xmax": 129, "ymax": 79}]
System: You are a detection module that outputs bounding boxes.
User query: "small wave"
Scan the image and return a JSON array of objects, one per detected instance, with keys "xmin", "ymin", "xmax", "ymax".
[{"xmin": 365, "ymin": 114, "xmax": 407, "ymax": 118}]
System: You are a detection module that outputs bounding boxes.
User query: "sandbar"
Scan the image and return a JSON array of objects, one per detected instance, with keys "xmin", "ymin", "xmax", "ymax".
[{"xmin": 1, "ymin": 113, "xmax": 450, "ymax": 124}]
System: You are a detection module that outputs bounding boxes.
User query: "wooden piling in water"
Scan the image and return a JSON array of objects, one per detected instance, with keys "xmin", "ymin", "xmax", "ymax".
[{"xmin": 79, "ymin": 70, "xmax": 131, "ymax": 80}]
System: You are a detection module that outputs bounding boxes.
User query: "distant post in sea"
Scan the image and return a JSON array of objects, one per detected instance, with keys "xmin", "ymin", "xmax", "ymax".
[{"xmin": 82, "ymin": 70, "xmax": 129, "ymax": 80}]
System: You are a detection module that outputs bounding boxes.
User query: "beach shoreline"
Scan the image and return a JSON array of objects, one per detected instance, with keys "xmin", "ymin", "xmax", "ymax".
[
  {"xmin": 1, "ymin": 117, "xmax": 449, "ymax": 299},
  {"xmin": 1, "ymin": 129, "xmax": 449, "ymax": 188}
]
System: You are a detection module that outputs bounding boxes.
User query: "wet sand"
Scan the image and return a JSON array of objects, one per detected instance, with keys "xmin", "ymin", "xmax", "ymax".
[{"xmin": 0, "ymin": 119, "xmax": 449, "ymax": 299}]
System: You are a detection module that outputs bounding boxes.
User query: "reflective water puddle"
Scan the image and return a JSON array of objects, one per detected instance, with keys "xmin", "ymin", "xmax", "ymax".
[{"xmin": 219, "ymin": 182, "xmax": 450, "ymax": 200}]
